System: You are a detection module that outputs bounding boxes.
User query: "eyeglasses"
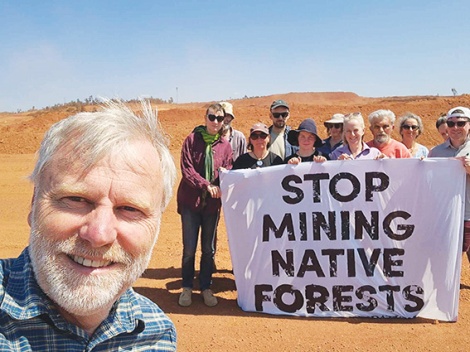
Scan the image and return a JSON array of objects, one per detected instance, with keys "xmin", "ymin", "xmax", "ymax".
[
  {"xmin": 402, "ymin": 125, "xmax": 419, "ymax": 131},
  {"xmin": 207, "ymin": 114, "xmax": 224, "ymax": 122},
  {"xmin": 250, "ymin": 133, "xmax": 268, "ymax": 140},
  {"xmin": 272, "ymin": 112, "xmax": 289, "ymax": 119},
  {"xmin": 447, "ymin": 120, "xmax": 468, "ymax": 128},
  {"xmin": 328, "ymin": 123, "xmax": 342, "ymax": 129}
]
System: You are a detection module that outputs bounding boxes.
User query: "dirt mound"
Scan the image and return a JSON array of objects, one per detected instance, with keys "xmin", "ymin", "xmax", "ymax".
[
  {"xmin": 228, "ymin": 91, "xmax": 366, "ymax": 107},
  {"xmin": 2, "ymin": 92, "xmax": 470, "ymax": 154}
]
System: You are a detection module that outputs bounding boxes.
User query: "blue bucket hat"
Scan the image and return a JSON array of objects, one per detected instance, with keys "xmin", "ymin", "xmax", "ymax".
[{"xmin": 287, "ymin": 118, "xmax": 324, "ymax": 147}]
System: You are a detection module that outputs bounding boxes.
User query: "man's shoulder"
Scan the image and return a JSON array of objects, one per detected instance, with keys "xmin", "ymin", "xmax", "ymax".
[
  {"xmin": 388, "ymin": 139, "xmax": 411, "ymax": 158},
  {"xmin": 0, "ymin": 258, "xmax": 13, "ymax": 299},
  {"xmin": 126, "ymin": 290, "xmax": 176, "ymax": 342},
  {"xmin": 0, "ymin": 250, "xmax": 47, "ymax": 314},
  {"xmin": 231, "ymin": 129, "xmax": 245, "ymax": 138},
  {"xmin": 0, "ymin": 257, "xmax": 13, "ymax": 277},
  {"xmin": 0, "ymin": 254, "xmax": 26, "ymax": 292},
  {"xmin": 131, "ymin": 290, "xmax": 165, "ymax": 312},
  {"xmin": 128, "ymin": 290, "xmax": 174, "ymax": 324},
  {"xmin": 462, "ymin": 141, "xmax": 470, "ymax": 153},
  {"xmin": 389, "ymin": 139, "xmax": 406, "ymax": 149},
  {"xmin": 429, "ymin": 141, "xmax": 452, "ymax": 157}
]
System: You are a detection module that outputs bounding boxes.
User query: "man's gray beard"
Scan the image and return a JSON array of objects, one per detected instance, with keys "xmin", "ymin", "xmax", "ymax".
[
  {"xmin": 28, "ymin": 229, "xmax": 153, "ymax": 316},
  {"xmin": 375, "ymin": 134, "xmax": 390, "ymax": 144}
]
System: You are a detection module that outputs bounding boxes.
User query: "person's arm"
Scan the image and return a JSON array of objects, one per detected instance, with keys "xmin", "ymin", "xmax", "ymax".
[
  {"xmin": 180, "ymin": 134, "xmax": 210, "ymax": 190},
  {"xmin": 209, "ymin": 141, "xmax": 233, "ymax": 198}
]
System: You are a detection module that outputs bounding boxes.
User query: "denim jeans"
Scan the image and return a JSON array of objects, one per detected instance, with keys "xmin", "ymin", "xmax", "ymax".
[{"xmin": 181, "ymin": 207, "xmax": 220, "ymax": 291}]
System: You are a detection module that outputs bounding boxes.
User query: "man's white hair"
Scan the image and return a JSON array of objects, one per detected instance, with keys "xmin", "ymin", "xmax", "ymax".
[
  {"xmin": 368, "ymin": 109, "xmax": 396, "ymax": 125},
  {"xmin": 30, "ymin": 99, "xmax": 176, "ymax": 210}
]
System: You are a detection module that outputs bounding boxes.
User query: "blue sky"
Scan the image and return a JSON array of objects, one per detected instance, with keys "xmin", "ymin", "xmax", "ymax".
[{"xmin": 1, "ymin": 0, "xmax": 469, "ymax": 112}]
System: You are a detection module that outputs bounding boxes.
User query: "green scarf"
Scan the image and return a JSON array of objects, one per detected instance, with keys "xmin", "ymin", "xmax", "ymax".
[{"xmin": 194, "ymin": 125, "xmax": 219, "ymax": 182}]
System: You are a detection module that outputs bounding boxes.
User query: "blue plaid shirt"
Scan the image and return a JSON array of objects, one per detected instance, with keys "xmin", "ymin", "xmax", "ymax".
[{"xmin": 0, "ymin": 248, "xmax": 177, "ymax": 351}]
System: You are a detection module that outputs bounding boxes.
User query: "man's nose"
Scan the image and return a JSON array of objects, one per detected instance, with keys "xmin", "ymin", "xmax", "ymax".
[{"xmin": 79, "ymin": 206, "xmax": 118, "ymax": 247}]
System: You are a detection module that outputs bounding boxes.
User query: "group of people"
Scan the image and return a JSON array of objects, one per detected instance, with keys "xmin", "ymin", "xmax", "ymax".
[
  {"xmin": 1, "ymin": 98, "xmax": 470, "ymax": 349},
  {"xmin": 176, "ymin": 100, "xmax": 470, "ymax": 309}
]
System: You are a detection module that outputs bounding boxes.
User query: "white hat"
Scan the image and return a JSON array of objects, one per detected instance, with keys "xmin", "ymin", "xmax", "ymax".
[
  {"xmin": 324, "ymin": 113, "xmax": 344, "ymax": 126},
  {"xmin": 447, "ymin": 106, "xmax": 470, "ymax": 120},
  {"xmin": 219, "ymin": 101, "xmax": 235, "ymax": 119}
]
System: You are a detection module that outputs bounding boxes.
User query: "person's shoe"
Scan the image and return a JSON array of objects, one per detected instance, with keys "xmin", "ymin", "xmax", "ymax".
[
  {"xmin": 201, "ymin": 289, "xmax": 218, "ymax": 307},
  {"xmin": 178, "ymin": 288, "xmax": 192, "ymax": 307}
]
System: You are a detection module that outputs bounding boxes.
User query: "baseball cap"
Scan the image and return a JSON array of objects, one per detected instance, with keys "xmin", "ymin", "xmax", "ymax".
[
  {"xmin": 219, "ymin": 101, "xmax": 235, "ymax": 119},
  {"xmin": 270, "ymin": 100, "xmax": 289, "ymax": 110},
  {"xmin": 324, "ymin": 113, "xmax": 345, "ymax": 126},
  {"xmin": 250, "ymin": 122, "xmax": 269, "ymax": 135},
  {"xmin": 447, "ymin": 106, "xmax": 470, "ymax": 120}
]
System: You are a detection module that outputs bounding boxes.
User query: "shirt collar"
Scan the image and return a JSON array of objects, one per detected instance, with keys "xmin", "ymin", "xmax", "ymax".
[{"xmin": 446, "ymin": 137, "xmax": 470, "ymax": 150}]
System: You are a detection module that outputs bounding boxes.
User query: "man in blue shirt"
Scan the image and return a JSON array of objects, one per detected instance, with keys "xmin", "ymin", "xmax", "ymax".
[
  {"xmin": 0, "ymin": 100, "xmax": 177, "ymax": 351},
  {"xmin": 429, "ymin": 106, "xmax": 470, "ymax": 264}
]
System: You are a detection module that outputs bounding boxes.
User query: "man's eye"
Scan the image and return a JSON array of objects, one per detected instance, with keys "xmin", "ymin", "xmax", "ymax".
[
  {"xmin": 121, "ymin": 206, "xmax": 139, "ymax": 212},
  {"xmin": 68, "ymin": 196, "xmax": 86, "ymax": 202},
  {"xmin": 118, "ymin": 206, "xmax": 146, "ymax": 220},
  {"xmin": 59, "ymin": 196, "xmax": 90, "ymax": 210}
]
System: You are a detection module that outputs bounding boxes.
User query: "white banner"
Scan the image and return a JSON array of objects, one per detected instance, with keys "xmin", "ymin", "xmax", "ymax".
[{"xmin": 220, "ymin": 158, "xmax": 465, "ymax": 321}]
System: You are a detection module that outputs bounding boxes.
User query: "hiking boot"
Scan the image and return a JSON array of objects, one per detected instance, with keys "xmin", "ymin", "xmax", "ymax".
[
  {"xmin": 201, "ymin": 289, "xmax": 218, "ymax": 307},
  {"xmin": 178, "ymin": 288, "xmax": 192, "ymax": 307}
]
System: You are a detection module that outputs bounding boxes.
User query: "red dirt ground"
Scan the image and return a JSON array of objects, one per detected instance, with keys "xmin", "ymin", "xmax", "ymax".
[{"xmin": 1, "ymin": 92, "xmax": 470, "ymax": 351}]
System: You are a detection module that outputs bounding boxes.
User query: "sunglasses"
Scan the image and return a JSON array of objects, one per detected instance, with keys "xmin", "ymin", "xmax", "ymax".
[
  {"xmin": 328, "ymin": 123, "xmax": 342, "ymax": 129},
  {"xmin": 207, "ymin": 114, "xmax": 225, "ymax": 122},
  {"xmin": 447, "ymin": 120, "xmax": 468, "ymax": 128},
  {"xmin": 250, "ymin": 133, "xmax": 268, "ymax": 140},
  {"xmin": 272, "ymin": 112, "xmax": 289, "ymax": 119},
  {"xmin": 402, "ymin": 125, "xmax": 419, "ymax": 131}
]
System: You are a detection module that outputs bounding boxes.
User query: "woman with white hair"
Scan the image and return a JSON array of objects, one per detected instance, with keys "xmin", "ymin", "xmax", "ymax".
[{"xmin": 330, "ymin": 112, "xmax": 383, "ymax": 160}]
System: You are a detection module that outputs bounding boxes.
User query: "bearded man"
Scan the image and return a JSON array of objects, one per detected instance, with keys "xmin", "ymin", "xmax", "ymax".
[
  {"xmin": 0, "ymin": 100, "xmax": 177, "ymax": 350},
  {"xmin": 267, "ymin": 100, "xmax": 298, "ymax": 160},
  {"xmin": 366, "ymin": 109, "xmax": 411, "ymax": 158}
]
